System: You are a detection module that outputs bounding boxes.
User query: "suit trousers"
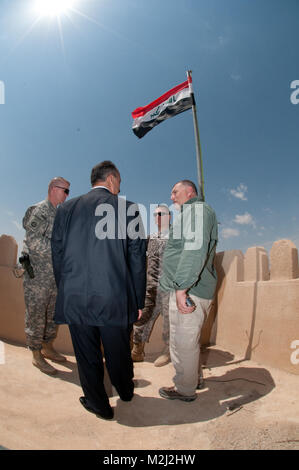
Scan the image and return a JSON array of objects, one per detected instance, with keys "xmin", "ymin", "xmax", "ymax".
[
  {"xmin": 69, "ymin": 323, "xmax": 134, "ymax": 414},
  {"xmin": 169, "ymin": 291, "xmax": 212, "ymax": 396}
]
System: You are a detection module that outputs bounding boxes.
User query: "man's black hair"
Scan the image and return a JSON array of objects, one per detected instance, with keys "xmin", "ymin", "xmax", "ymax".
[{"xmin": 91, "ymin": 161, "xmax": 119, "ymax": 186}]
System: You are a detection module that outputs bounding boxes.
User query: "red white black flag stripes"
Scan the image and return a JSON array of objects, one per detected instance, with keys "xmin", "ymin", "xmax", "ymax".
[{"xmin": 131, "ymin": 77, "xmax": 193, "ymax": 139}]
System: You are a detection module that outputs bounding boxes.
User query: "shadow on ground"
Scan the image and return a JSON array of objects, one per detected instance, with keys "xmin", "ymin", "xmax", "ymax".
[
  {"xmin": 44, "ymin": 346, "xmax": 276, "ymax": 428},
  {"xmin": 1, "ymin": 341, "xmax": 276, "ymax": 431},
  {"xmin": 114, "ymin": 366, "xmax": 275, "ymax": 427}
]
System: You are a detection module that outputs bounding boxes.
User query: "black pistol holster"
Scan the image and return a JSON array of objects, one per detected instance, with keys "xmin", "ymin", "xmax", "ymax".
[{"xmin": 19, "ymin": 254, "xmax": 35, "ymax": 279}]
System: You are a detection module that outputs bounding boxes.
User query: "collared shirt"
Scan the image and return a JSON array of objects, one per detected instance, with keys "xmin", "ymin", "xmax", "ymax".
[
  {"xmin": 91, "ymin": 185, "xmax": 110, "ymax": 191},
  {"xmin": 159, "ymin": 197, "xmax": 218, "ymax": 300}
]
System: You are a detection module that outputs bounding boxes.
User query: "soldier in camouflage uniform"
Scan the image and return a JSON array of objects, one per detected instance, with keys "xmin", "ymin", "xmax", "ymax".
[
  {"xmin": 131, "ymin": 205, "xmax": 171, "ymax": 367},
  {"xmin": 22, "ymin": 177, "xmax": 70, "ymax": 375}
]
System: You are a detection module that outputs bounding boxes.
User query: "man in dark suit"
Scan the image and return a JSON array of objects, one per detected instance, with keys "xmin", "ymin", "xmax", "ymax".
[{"xmin": 51, "ymin": 161, "xmax": 146, "ymax": 420}]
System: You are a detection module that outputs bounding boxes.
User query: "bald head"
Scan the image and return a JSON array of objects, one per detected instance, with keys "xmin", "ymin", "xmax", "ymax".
[
  {"xmin": 171, "ymin": 180, "xmax": 198, "ymax": 207},
  {"xmin": 48, "ymin": 177, "xmax": 70, "ymax": 194},
  {"xmin": 48, "ymin": 176, "xmax": 70, "ymax": 207}
]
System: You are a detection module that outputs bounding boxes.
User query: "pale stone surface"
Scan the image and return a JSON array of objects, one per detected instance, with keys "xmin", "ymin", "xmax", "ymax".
[
  {"xmin": 1, "ymin": 236, "xmax": 299, "ymax": 379},
  {"xmin": 270, "ymin": 239, "xmax": 299, "ymax": 280},
  {"xmin": 0, "ymin": 267, "xmax": 26, "ymax": 345},
  {"xmin": 1, "ymin": 231, "xmax": 299, "ymax": 449},
  {"xmin": 250, "ymin": 279, "xmax": 299, "ymax": 372},
  {"xmin": 244, "ymin": 246, "xmax": 270, "ymax": 281},
  {"xmin": 0, "ymin": 342, "xmax": 298, "ymax": 450},
  {"xmin": 215, "ymin": 250, "xmax": 244, "ymax": 283},
  {"xmin": 0, "ymin": 235, "xmax": 18, "ymax": 267},
  {"xmin": 206, "ymin": 244, "xmax": 299, "ymax": 375}
]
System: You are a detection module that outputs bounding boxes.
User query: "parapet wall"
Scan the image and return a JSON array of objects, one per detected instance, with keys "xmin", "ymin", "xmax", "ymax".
[
  {"xmin": 0, "ymin": 234, "xmax": 298, "ymax": 375},
  {"xmin": 0, "ymin": 235, "xmax": 74, "ymax": 354},
  {"xmin": 0, "ymin": 234, "xmax": 164, "ymax": 356},
  {"xmin": 201, "ymin": 240, "xmax": 299, "ymax": 375}
]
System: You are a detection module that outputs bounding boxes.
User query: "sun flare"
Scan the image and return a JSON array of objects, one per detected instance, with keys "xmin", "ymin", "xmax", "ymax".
[{"xmin": 34, "ymin": 0, "xmax": 76, "ymax": 18}]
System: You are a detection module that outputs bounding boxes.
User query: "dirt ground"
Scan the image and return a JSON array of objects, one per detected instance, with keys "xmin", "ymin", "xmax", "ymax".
[{"xmin": 0, "ymin": 340, "xmax": 298, "ymax": 450}]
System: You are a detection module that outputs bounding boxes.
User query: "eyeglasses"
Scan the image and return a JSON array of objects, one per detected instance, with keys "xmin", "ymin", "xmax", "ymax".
[
  {"xmin": 55, "ymin": 186, "xmax": 70, "ymax": 195},
  {"xmin": 154, "ymin": 212, "xmax": 169, "ymax": 217}
]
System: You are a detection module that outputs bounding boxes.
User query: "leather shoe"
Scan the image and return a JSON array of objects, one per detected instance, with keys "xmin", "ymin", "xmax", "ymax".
[
  {"xmin": 159, "ymin": 386, "xmax": 197, "ymax": 402},
  {"xmin": 119, "ymin": 392, "xmax": 134, "ymax": 402},
  {"xmin": 79, "ymin": 397, "xmax": 114, "ymax": 420}
]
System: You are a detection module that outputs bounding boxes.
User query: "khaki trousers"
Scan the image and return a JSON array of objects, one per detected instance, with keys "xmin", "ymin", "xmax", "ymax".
[{"xmin": 169, "ymin": 291, "xmax": 212, "ymax": 396}]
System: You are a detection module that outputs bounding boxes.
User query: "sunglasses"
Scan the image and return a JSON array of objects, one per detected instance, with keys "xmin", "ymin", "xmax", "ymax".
[
  {"xmin": 55, "ymin": 186, "xmax": 70, "ymax": 195},
  {"xmin": 154, "ymin": 212, "xmax": 169, "ymax": 217}
]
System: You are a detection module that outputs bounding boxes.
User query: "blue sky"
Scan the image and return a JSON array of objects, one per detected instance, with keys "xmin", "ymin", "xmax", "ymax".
[{"xmin": 0, "ymin": 0, "xmax": 298, "ymax": 256}]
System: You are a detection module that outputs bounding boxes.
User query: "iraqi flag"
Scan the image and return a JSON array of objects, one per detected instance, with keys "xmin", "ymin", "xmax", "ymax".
[{"xmin": 131, "ymin": 78, "xmax": 193, "ymax": 139}]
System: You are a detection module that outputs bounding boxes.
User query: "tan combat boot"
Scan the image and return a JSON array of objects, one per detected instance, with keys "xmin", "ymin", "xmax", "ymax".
[
  {"xmin": 41, "ymin": 341, "xmax": 67, "ymax": 363},
  {"xmin": 32, "ymin": 350, "xmax": 57, "ymax": 375},
  {"xmin": 131, "ymin": 342, "xmax": 145, "ymax": 362},
  {"xmin": 154, "ymin": 346, "xmax": 170, "ymax": 367}
]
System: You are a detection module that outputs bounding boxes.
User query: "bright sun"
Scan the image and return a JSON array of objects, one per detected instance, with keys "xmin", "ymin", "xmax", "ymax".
[{"xmin": 35, "ymin": 0, "xmax": 76, "ymax": 17}]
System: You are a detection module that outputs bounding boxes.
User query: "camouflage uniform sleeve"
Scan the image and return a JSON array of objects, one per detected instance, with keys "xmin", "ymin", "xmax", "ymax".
[
  {"xmin": 146, "ymin": 237, "xmax": 162, "ymax": 286},
  {"xmin": 22, "ymin": 201, "xmax": 55, "ymax": 268},
  {"xmin": 22, "ymin": 206, "xmax": 35, "ymax": 255}
]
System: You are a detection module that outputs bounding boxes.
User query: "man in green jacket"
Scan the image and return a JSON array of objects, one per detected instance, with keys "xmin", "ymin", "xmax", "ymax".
[{"xmin": 159, "ymin": 180, "xmax": 218, "ymax": 402}]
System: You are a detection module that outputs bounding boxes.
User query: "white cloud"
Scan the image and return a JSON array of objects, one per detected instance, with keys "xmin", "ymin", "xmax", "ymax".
[
  {"xmin": 229, "ymin": 183, "xmax": 248, "ymax": 201},
  {"xmin": 2, "ymin": 210, "xmax": 24, "ymax": 235},
  {"xmin": 221, "ymin": 228, "xmax": 240, "ymax": 239},
  {"xmin": 234, "ymin": 212, "xmax": 255, "ymax": 226}
]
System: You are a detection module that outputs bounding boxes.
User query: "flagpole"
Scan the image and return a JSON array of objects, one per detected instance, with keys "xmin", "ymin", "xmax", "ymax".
[{"xmin": 186, "ymin": 70, "xmax": 205, "ymax": 201}]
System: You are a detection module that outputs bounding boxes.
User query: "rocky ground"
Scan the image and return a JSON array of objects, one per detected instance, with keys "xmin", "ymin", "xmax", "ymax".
[{"xmin": 0, "ymin": 341, "xmax": 298, "ymax": 450}]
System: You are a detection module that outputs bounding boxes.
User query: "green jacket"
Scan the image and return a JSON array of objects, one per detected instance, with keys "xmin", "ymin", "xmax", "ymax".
[{"xmin": 159, "ymin": 197, "xmax": 218, "ymax": 300}]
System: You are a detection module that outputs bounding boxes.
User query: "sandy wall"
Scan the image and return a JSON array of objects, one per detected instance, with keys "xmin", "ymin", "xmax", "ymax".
[
  {"xmin": 0, "ymin": 234, "xmax": 164, "ymax": 356},
  {"xmin": 0, "ymin": 234, "xmax": 298, "ymax": 374},
  {"xmin": 201, "ymin": 241, "xmax": 299, "ymax": 375}
]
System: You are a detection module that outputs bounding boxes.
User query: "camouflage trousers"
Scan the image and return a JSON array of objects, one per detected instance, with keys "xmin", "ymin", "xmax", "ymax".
[
  {"xmin": 23, "ymin": 272, "xmax": 58, "ymax": 351},
  {"xmin": 133, "ymin": 289, "xmax": 170, "ymax": 345}
]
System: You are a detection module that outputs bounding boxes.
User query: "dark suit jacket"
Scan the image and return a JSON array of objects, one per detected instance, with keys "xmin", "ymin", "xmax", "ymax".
[{"xmin": 51, "ymin": 187, "xmax": 147, "ymax": 328}]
